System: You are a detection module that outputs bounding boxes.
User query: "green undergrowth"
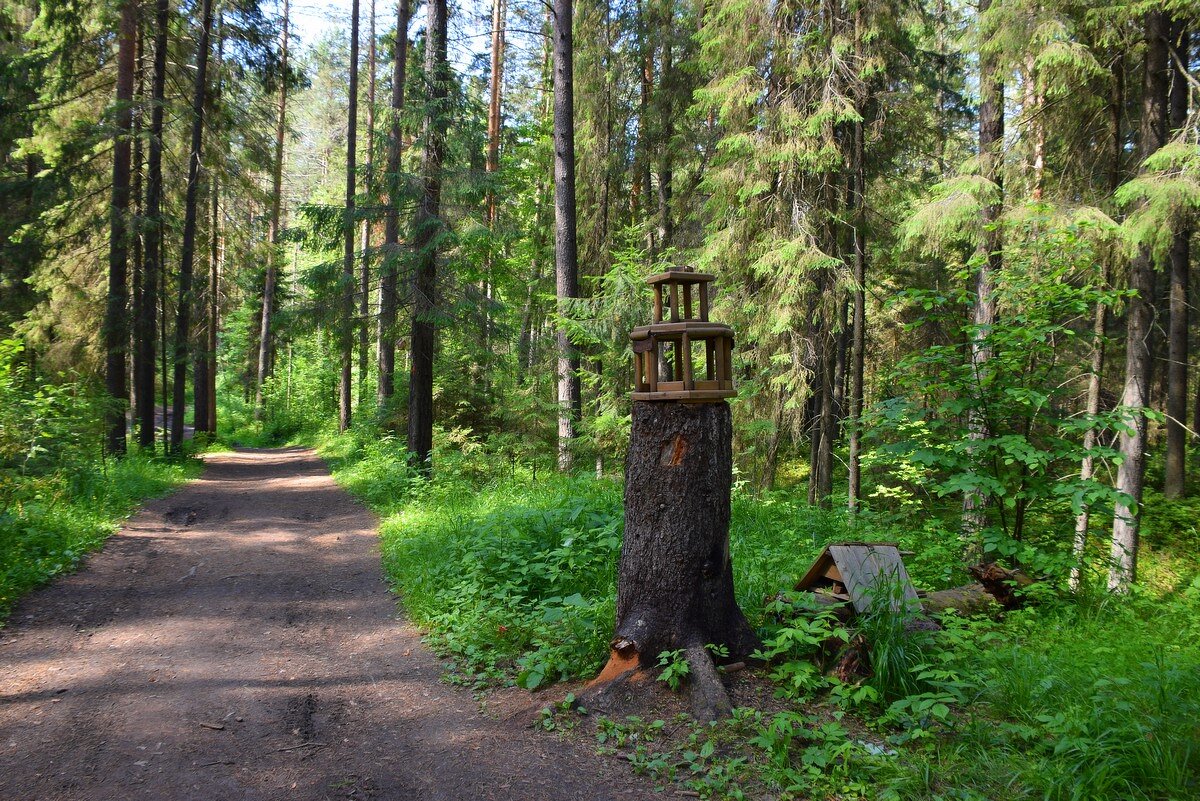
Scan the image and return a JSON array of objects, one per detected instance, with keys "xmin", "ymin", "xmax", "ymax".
[
  {"xmin": 0, "ymin": 451, "xmax": 200, "ymax": 625},
  {"xmin": 320, "ymin": 424, "xmax": 1200, "ymax": 800}
]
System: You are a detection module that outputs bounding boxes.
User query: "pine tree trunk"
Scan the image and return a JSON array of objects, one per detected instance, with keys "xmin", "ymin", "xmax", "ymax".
[
  {"xmin": 358, "ymin": 0, "xmax": 376, "ymax": 407},
  {"xmin": 137, "ymin": 0, "xmax": 163, "ymax": 450},
  {"xmin": 206, "ymin": 173, "xmax": 219, "ymax": 433},
  {"xmin": 1111, "ymin": 9, "xmax": 1170, "ymax": 591},
  {"xmin": 170, "ymin": 0, "xmax": 215, "ymax": 452},
  {"xmin": 406, "ymin": 0, "xmax": 448, "ymax": 470},
  {"xmin": 962, "ymin": 0, "xmax": 1004, "ymax": 550},
  {"xmin": 340, "ymin": 0, "xmax": 361, "ymax": 432},
  {"xmin": 553, "ymin": 0, "xmax": 581, "ymax": 472},
  {"xmin": 130, "ymin": 28, "xmax": 145, "ymax": 440},
  {"xmin": 104, "ymin": 0, "xmax": 137, "ymax": 456},
  {"xmin": 1164, "ymin": 24, "xmax": 1190, "ymax": 499},
  {"xmin": 256, "ymin": 0, "xmax": 290, "ymax": 420},
  {"xmin": 612, "ymin": 401, "xmax": 760, "ymax": 719},
  {"xmin": 847, "ymin": 97, "xmax": 867, "ymax": 513},
  {"xmin": 377, "ymin": 0, "xmax": 410, "ymax": 408},
  {"xmin": 1070, "ymin": 287, "xmax": 1107, "ymax": 590}
]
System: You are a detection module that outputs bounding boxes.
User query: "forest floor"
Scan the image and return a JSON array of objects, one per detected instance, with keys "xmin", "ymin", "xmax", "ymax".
[{"xmin": 0, "ymin": 448, "xmax": 658, "ymax": 801}]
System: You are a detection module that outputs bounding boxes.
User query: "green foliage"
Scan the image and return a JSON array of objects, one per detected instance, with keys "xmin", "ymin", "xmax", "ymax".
[
  {"xmin": 865, "ymin": 211, "xmax": 1124, "ymax": 574},
  {"xmin": 0, "ymin": 340, "xmax": 199, "ymax": 623}
]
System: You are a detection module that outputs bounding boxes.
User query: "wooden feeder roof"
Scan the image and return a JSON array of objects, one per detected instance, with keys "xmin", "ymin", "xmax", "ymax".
[
  {"xmin": 646, "ymin": 270, "xmax": 716, "ymax": 286},
  {"xmin": 795, "ymin": 542, "xmax": 920, "ymax": 615}
]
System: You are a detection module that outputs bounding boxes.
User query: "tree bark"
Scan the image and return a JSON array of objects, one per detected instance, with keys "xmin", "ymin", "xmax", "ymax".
[
  {"xmin": 358, "ymin": 0, "xmax": 377, "ymax": 407},
  {"xmin": 377, "ymin": 0, "xmax": 411, "ymax": 408},
  {"xmin": 256, "ymin": 0, "xmax": 290, "ymax": 420},
  {"xmin": 611, "ymin": 402, "xmax": 760, "ymax": 720},
  {"xmin": 1070, "ymin": 279, "xmax": 1108, "ymax": 591},
  {"xmin": 205, "ymin": 173, "xmax": 219, "ymax": 434},
  {"xmin": 406, "ymin": 0, "xmax": 448, "ymax": 470},
  {"xmin": 847, "ymin": 101, "xmax": 867, "ymax": 513},
  {"xmin": 962, "ymin": 0, "xmax": 1004, "ymax": 550},
  {"xmin": 1110, "ymin": 10, "xmax": 1170, "ymax": 591},
  {"xmin": 340, "ymin": 0, "xmax": 361, "ymax": 432},
  {"xmin": 137, "ymin": 0, "xmax": 163, "ymax": 450},
  {"xmin": 170, "ymin": 0, "xmax": 215, "ymax": 452},
  {"xmin": 104, "ymin": 0, "xmax": 137, "ymax": 456},
  {"xmin": 553, "ymin": 0, "xmax": 581, "ymax": 472},
  {"xmin": 1164, "ymin": 24, "xmax": 1190, "ymax": 499}
]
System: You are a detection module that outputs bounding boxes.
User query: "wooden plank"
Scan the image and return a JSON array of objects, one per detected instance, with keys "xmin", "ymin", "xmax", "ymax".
[
  {"xmin": 681, "ymin": 332, "xmax": 694, "ymax": 390},
  {"xmin": 646, "ymin": 271, "xmax": 716, "ymax": 285},
  {"xmin": 828, "ymin": 544, "xmax": 919, "ymax": 615},
  {"xmin": 653, "ymin": 285, "xmax": 663, "ymax": 322},
  {"xmin": 632, "ymin": 389, "xmax": 737, "ymax": 401},
  {"xmin": 669, "ymin": 283, "xmax": 680, "ymax": 322},
  {"xmin": 706, "ymin": 339, "xmax": 716, "ymax": 379},
  {"xmin": 647, "ymin": 349, "xmax": 657, "ymax": 393},
  {"xmin": 683, "ymin": 283, "xmax": 694, "ymax": 319},
  {"xmin": 699, "ymin": 283, "xmax": 710, "ymax": 321}
]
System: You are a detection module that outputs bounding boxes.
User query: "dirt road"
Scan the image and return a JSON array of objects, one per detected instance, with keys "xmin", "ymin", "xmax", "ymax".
[{"xmin": 0, "ymin": 448, "xmax": 657, "ymax": 800}]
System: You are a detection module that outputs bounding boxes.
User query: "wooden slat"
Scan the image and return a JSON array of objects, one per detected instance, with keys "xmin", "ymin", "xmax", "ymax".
[
  {"xmin": 681, "ymin": 332, "xmax": 694, "ymax": 389},
  {"xmin": 827, "ymin": 544, "xmax": 920, "ymax": 615},
  {"xmin": 683, "ymin": 283, "xmax": 693, "ymax": 319},
  {"xmin": 669, "ymin": 283, "xmax": 680, "ymax": 322}
]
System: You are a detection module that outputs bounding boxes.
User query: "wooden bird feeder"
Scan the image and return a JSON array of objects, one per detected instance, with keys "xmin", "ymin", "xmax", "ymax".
[
  {"xmin": 795, "ymin": 542, "xmax": 921, "ymax": 615},
  {"xmin": 631, "ymin": 270, "xmax": 735, "ymax": 402}
]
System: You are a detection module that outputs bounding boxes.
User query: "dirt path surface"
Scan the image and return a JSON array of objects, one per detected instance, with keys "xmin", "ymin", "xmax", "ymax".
[{"xmin": 0, "ymin": 448, "xmax": 658, "ymax": 801}]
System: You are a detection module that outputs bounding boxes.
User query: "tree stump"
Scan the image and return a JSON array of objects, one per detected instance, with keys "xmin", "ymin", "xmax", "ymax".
[{"xmin": 592, "ymin": 401, "xmax": 760, "ymax": 720}]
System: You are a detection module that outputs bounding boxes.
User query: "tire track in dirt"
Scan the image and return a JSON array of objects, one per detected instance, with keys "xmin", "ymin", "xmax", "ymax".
[{"xmin": 0, "ymin": 448, "xmax": 657, "ymax": 800}]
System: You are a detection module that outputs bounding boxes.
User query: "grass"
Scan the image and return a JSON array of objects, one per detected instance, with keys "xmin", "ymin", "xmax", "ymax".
[
  {"xmin": 0, "ymin": 451, "xmax": 201, "ymax": 624},
  {"xmin": 315, "ymin": 423, "xmax": 1200, "ymax": 801}
]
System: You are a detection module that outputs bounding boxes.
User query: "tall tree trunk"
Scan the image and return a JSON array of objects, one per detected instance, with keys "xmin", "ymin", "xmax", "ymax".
[
  {"xmin": 1110, "ymin": 10, "xmax": 1170, "ymax": 591},
  {"xmin": 1071, "ymin": 52, "xmax": 1126, "ymax": 589},
  {"xmin": 170, "ymin": 0, "xmax": 216, "ymax": 452},
  {"xmin": 482, "ymin": 0, "xmax": 506, "ymax": 370},
  {"xmin": 847, "ymin": 84, "xmax": 867, "ymax": 513},
  {"xmin": 358, "ymin": 0, "xmax": 377, "ymax": 406},
  {"xmin": 1164, "ymin": 24, "xmax": 1190, "ymax": 499},
  {"xmin": 1070, "ymin": 279, "xmax": 1109, "ymax": 590},
  {"xmin": 377, "ymin": 0, "xmax": 410, "ymax": 408},
  {"xmin": 340, "ymin": 0, "xmax": 361, "ymax": 432},
  {"xmin": 553, "ymin": 0, "xmax": 581, "ymax": 472},
  {"xmin": 104, "ymin": 0, "xmax": 137, "ymax": 456},
  {"xmin": 130, "ymin": 27, "xmax": 144, "ymax": 435},
  {"xmin": 962, "ymin": 0, "xmax": 1004, "ymax": 550},
  {"xmin": 656, "ymin": 11, "xmax": 673, "ymax": 251},
  {"xmin": 406, "ymin": 0, "xmax": 448, "ymax": 469},
  {"xmin": 255, "ymin": 0, "xmax": 290, "ymax": 420},
  {"xmin": 486, "ymin": 0, "xmax": 505, "ymax": 224},
  {"xmin": 137, "ymin": 23, "xmax": 162, "ymax": 451},
  {"xmin": 206, "ymin": 174, "xmax": 219, "ymax": 433}
]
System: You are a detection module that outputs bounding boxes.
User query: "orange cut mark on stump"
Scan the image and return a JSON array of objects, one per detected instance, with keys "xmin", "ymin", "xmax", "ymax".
[
  {"xmin": 660, "ymin": 434, "xmax": 689, "ymax": 467},
  {"xmin": 588, "ymin": 649, "xmax": 641, "ymax": 687}
]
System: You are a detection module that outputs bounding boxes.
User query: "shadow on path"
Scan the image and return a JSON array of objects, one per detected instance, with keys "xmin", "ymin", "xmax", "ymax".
[{"xmin": 0, "ymin": 448, "xmax": 655, "ymax": 801}]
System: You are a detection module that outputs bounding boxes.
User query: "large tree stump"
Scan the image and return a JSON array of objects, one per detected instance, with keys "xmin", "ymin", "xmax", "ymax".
[{"xmin": 593, "ymin": 401, "xmax": 760, "ymax": 720}]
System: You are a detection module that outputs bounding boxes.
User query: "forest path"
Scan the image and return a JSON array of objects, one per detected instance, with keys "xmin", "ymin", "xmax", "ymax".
[{"xmin": 0, "ymin": 448, "xmax": 656, "ymax": 801}]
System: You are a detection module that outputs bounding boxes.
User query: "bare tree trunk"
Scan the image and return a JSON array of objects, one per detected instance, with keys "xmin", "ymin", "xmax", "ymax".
[
  {"xmin": 130, "ymin": 27, "xmax": 145, "ymax": 439},
  {"xmin": 340, "ymin": 0, "xmax": 361, "ymax": 432},
  {"xmin": 206, "ymin": 174, "xmax": 219, "ymax": 433},
  {"xmin": 553, "ymin": 0, "xmax": 581, "ymax": 472},
  {"xmin": 847, "ymin": 48, "xmax": 867, "ymax": 512},
  {"xmin": 358, "ymin": 0, "xmax": 377, "ymax": 406},
  {"xmin": 1164, "ymin": 24, "xmax": 1190, "ymax": 498},
  {"xmin": 255, "ymin": 0, "xmax": 290, "ymax": 420},
  {"xmin": 170, "ymin": 0, "xmax": 215, "ymax": 452},
  {"xmin": 1070, "ymin": 285, "xmax": 1108, "ymax": 590},
  {"xmin": 1071, "ymin": 53, "xmax": 1126, "ymax": 589},
  {"xmin": 377, "ymin": 0, "xmax": 411, "ymax": 408},
  {"xmin": 136, "ymin": 0, "xmax": 168, "ymax": 450},
  {"xmin": 104, "ymin": 0, "xmax": 137, "ymax": 456},
  {"xmin": 1111, "ymin": 10, "xmax": 1170, "ymax": 591},
  {"xmin": 962, "ymin": 0, "xmax": 1004, "ymax": 551},
  {"xmin": 486, "ymin": 0, "xmax": 505, "ymax": 223},
  {"xmin": 406, "ymin": 0, "xmax": 448, "ymax": 470}
]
